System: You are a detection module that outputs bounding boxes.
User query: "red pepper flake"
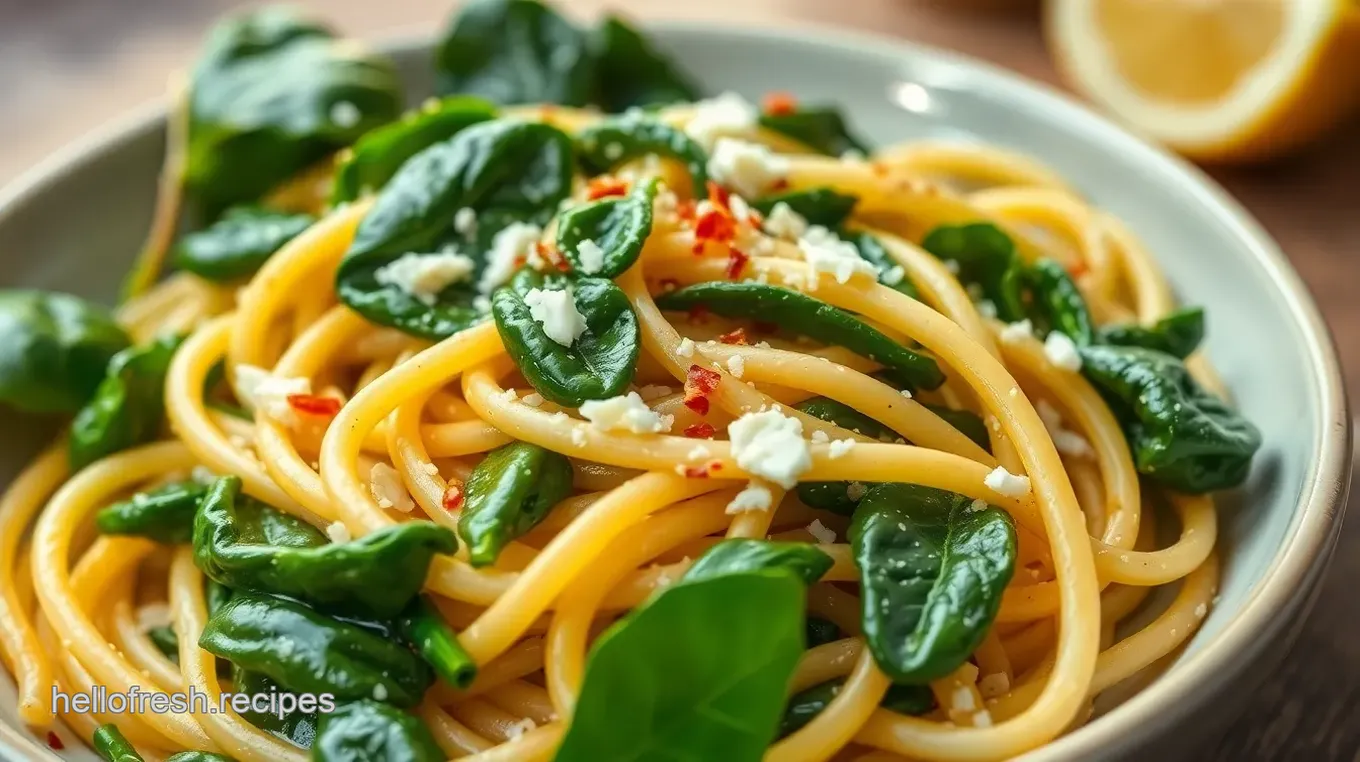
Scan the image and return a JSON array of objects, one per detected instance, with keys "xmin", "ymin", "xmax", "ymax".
[
  {"xmin": 752, "ymin": 321, "xmax": 779, "ymax": 335},
  {"xmin": 687, "ymin": 304, "xmax": 711, "ymax": 324},
  {"xmin": 1066, "ymin": 259, "xmax": 1090, "ymax": 279},
  {"xmin": 746, "ymin": 209, "xmax": 765, "ymax": 228},
  {"xmin": 717, "ymin": 327, "xmax": 748, "ymax": 345},
  {"xmin": 693, "ymin": 208, "xmax": 736, "ymax": 253},
  {"xmin": 442, "ymin": 483, "xmax": 465, "ymax": 511},
  {"xmin": 725, "ymin": 247, "xmax": 750, "ymax": 280},
  {"xmin": 287, "ymin": 394, "xmax": 341, "ymax": 419},
  {"xmin": 683, "ymin": 364, "xmax": 721, "ymax": 416},
  {"xmin": 676, "ymin": 198, "xmax": 697, "ymax": 222},
  {"xmin": 683, "ymin": 422, "xmax": 716, "ymax": 439},
  {"xmin": 683, "ymin": 464, "xmax": 713, "ymax": 478},
  {"xmin": 586, "ymin": 176, "xmax": 629, "ymax": 200},
  {"xmin": 762, "ymin": 91, "xmax": 799, "ymax": 116},
  {"xmin": 705, "ymin": 180, "xmax": 732, "ymax": 214},
  {"xmin": 535, "ymin": 241, "xmax": 572, "ymax": 273},
  {"xmin": 46, "ymin": 732, "xmax": 63, "ymax": 750}
]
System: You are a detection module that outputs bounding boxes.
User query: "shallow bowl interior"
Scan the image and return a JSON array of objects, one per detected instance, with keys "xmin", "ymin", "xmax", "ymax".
[{"xmin": 0, "ymin": 23, "xmax": 1348, "ymax": 762}]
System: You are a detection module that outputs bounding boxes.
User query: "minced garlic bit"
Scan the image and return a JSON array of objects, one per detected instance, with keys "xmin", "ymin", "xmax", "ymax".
[
  {"xmin": 727, "ymin": 410, "xmax": 811, "ymax": 489},
  {"xmin": 999, "ymin": 319, "xmax": 1034, "ymax": 345},
  {"xmin": 726, "ymin": 355, "xmax": 746, "ymax": 379},
  {"xmin": 984, "ymin": 465, "xmax": 1031, "ymax": 497},
  {"xmin": 828, "ymin": 438, "xmax": 856, "ymax": 459},
  {"xmin": 369, "ymin": 462, "xmax": 414, "ymax": 512},
  {"xmin": 726, "ymin": 482, "xmax": 774, "ymax": 514},
  {"xmin": 1043, "ymin": 330, "xmax": 1083, "ymax": 371},
  {"xmin": 578, "ymin": 392, "xmax": 673, "ymax": 434},
  {"xmin": 523, "ymin": 286, "xmax": 587, "ymax": 347},
  {"xmin": 807, "ymin": 519, "xmax": 837, "ymax": 544},
  {"xmin": 235, "ymin": 364, "xmax": 311, "ymax": 427},
  {"xmin": 326, "ymin": 522, "xmax": 352, "ymax": 544}
]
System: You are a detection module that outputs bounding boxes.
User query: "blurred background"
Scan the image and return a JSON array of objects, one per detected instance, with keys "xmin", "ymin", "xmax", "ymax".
[{"xmin": 1, "ymin": 1, "xmax": 1357, "ymax": 760}]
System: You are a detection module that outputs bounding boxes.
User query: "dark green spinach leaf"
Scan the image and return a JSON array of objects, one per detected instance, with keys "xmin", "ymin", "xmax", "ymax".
[
  {"xmin": 1079, "ymin": 344, "xmax": 1261, "ymax": 492},
  {"xmin": 1025, "ymin": 258, "xmax": 1094, "ymax": 345},
  {"xmin": 921, "ymin": 222, "xmax": 1026, "ymax": 322},
  {"xmin": 0, "ymin": 290, "xmax": 130, "ymax": 414},
  {"xmin": 575, "ymin": 116, "xmax": 708, "ymax": 195},
  {"xmin": 804, "ymin": 617, "xmax": 841, "ymax": 649},
  {"xmin": 92, "ymin": 724, "xmax": 142, "ymax": 762},
  {"xmin": 555, "ymin": 177, "xmax": 656, "ymax": 278},
  {"xmin": 199, "ymin": 592, "xmax": 432, "ymax": 707},
  {"xmin": 778, "ymin": 679, "xmax": 934, "ymax": 738},
  {"xmin": 398, "ymin": 596, "xmax": 477, "ymax": 689},
  {"xmin": 758, "ymin": 107, "xmax": 869, "ymax": 156},
  {"xmin": 458, "ymin": 441, "xmax": 574, "ymax": 567},
  {"xmin": 589, "ymin": 15, "xmax": 702, "ymax": 111},
  {"xmin": 96, "ymin": 480, "xmax": 209, "ymax": 544},
  {"xmin": 751, "ymin": 188, "xmax": 857, "ymax": 228},
  {"xmin": 313, "ymin": 700, "xmax": 443, "ymax": 762},
  {"xmin": 655, "ymin": 282, "xmax": 944, "ymax": 391},
  {"xmin": 491, "ymin": 270, "xmax": 640, "ymax": 406},
  {"xmin": 69, "ymin": 333, "xmax": 183, "ymax": 470},
  {"xmin": 233, "ymin": 667, "xmax": 317, "ymax": 748},
  {"xmin": 850, "ymin": 483, "xmax": 1016, "ymax": 683},
  {"xmin": 1098, "ymin": 307, "xmax": 1205, "ymax": 360},
  {"xmin": 434, "ymin": 0, "xmax": 594, "ymax": 106},
  {"xmin": 172, "ymin": 206, "xmax": 315, "ymax": 282}
]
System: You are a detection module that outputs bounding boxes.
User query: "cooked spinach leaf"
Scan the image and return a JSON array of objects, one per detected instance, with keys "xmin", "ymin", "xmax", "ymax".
[
  {"xmin": 69, "ymin": 333, "xmax": 183, "ymax": 469},
  {"xmin": 0, "ymin": 290, "xmax": 130, "ymax": 415},
  {"xmin": 458, "ymin": 441, "xmax": 574, "ymax": 567},
  {"xmin": 172, "ymin": 206, "xmax": 315, "ymax": 281},
  {"xmin": 589, "ymin": 15, "xmax": 702, "ymax": 111},
  {"xmin": 312, "ymin": 700, "xmax": 443, "ymax": 762},
  {"xmin": 434, "ymin": 0, "xmax": 594, "ymax": 106}
]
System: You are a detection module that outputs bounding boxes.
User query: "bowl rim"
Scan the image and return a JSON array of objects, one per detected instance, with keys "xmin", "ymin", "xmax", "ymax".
[{"xmin": 0, "ymin": 18, "xmax": 1350, "ymax": 762}]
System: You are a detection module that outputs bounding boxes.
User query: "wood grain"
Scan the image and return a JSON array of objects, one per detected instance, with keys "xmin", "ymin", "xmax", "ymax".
[{"xmin": 0, "ymin": 1, "xmax": 1354, "ymax": 759}]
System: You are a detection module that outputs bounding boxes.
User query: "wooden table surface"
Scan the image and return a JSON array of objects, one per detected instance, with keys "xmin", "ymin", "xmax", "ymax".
[{"xmin": 1, "ymin": 1, "xmax": 1356, "ymax": 759}]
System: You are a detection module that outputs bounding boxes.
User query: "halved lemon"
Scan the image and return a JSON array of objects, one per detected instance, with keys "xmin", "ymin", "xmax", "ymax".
[{"xmin": 1046, "ymin": 0, "xmax": 1360, "ymax": 162}]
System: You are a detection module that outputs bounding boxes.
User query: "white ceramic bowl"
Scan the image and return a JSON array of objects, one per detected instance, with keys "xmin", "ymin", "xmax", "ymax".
[{"xmin": 0, "ymin": 22, "xmax": 1349, "ymax": 761}]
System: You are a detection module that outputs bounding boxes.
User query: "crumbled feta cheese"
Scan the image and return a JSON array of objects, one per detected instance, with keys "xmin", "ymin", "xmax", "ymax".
[
  {"xmin": 811, "ymin": 430, "xmax": 830, "ymax": 444},
  {"xmin": 478, "ymin": 222, "xmax": 542, "ymax": 293},
  {"xmin": 976, "ymin": 300, "xmax": 998, "ymax": 319},
  {"xmin": 570, "ymin": 427, "xmax": 588, "ymax": 447},
  {"xmin": 708, "ymin": 138, "xmax": 789, "ymax": 198},
  {"xmin": 375, "ymin": 251, "xmax": 475, "ymax": 306},
  {"xmin": 369, "ymin": 462, "xmax": 413, "ymax": 512},
  {"xmin": 575, "ymin": 239, "xmax": 606, "ymax": 275},
  {"xmin": 578, "ymin": 392, "xmax": 672, "ymax": 434},
  {"xmin": 677, "ymin": 338, "xmax": 695, "ymax": 357},
  {"xmin": 523, "ymin": 393, "xmax": 544, "ymax": 407},
  {"xmin": 798, "ymin": 226, "xmax": 879, "ymax": 284},
  {"xmin": 326, "ymin": 522, "xmax": 352, "ymax": 544},
  {"xmin": 846, "ymin": 482, "xmax": 867, "ymax": 501},
  {"xmin": 684, "ymin": 92, "xmax": 758, "ymax": 149},
  {"xmin": 729, "ymin": 194, "xmax": 752, "ymax": 223},
  {"xmin": 726, "ymin": 355, "xmax": 745, "ymax": 379},
  {"xmin": 497, "ymin": 388, "xmax": 519, "ymax": 403},
  {"xmin": 191, "ymin": 466, "xmax": 216, "ymax": 484},
  {"xmin": 952, "ymin": 687, "xmax": 977, "ymax": 712},
  {"xmin": 763, "ymin": 202, "xmax": 808, "ymax": 240},
  {"xmin": 900, "ymin": 389, "xmax": 913, "ymax": 399},
  {"xmin": 727, "ymin": 410, "xmax": 812, "ymax": 489},
  {"xmin": 828, "ymin": 439, "xmax": 856, "ymax": 458},
  {"xmin": 235, "ymin": 364, "xmax": 311, "ymax": 427},
  {"xmin": 978, "ymin": 673, "xmax": 1010, "ymax": 698},
  {"xmin": 943, "ymin": 259, "xmax": 961, "ymax": 275},
  {"xmin": 636, "ymin": 384, "xmax": 673, "ymax": 401},
  {"xmin": 972, "ymin": 710, "xmax": 994, "ymax": 728},
  {"xmin": 1036, "ymin": 399, "xmax": 1093, "ymax": 458},
  {"xmin": 506, "ymin": 717, "xmax": 537, "ymax": 740},
  {"xmin": 453, "ymin": 207, "xmax": 477, "ymax": 236},
  {"xmin": 726, "ymin": 482, "xmax": 774, "ymax": 514},
  {"xmin": 999, "ymin": 319, "xmax": 1034, "ymax": 344},
  {"xmin": 523, "ymin": 287, "xmax": 587, "ymax": 347},
  {"xmin": 687, "ymin": 445, "xmax": 712, "ymax": 460},
  {"xmin": 881, "ymin": 265, "xmax": 906, "ymax": 286},
  {"xmin": 807, "ymin": 519, "xmax": 837, "ymax": 544},
  {"xmin": 1195, "ymin": 602, "xmax": 1208, "ymax": 619},
  {"xmin": 1043, "ymin": 331, "xmax": 1083, "ymax": 371},
  {"xmin": 984, "ymin": 466, "xmax": 1031, "ymax": 497},
  {"xmin": 969, "ymin": 498, "xmax": 988, "ymax": 513},
  {"xmin": 329, "ymin": 101, "xmax": 361, "ymax": 128}
]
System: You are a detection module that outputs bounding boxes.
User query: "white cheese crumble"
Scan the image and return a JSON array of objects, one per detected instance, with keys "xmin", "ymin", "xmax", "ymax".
[
  {"xmin": 578, "ymin": 392, "xmax": 672, "ymax": 434},
  {"xmin": 478, "ymin": 221, "xmax": 542, "ymax": 293},
  {"xmin": 900, "ymin": 388, "xmax": 913, "ymax": 399},
  {"xmin": 235, "ymin": 364, "xmax": 311, "ymax": 427},
  {"xmin": 523, "ymin": 392, "xmax": 544, "ymax": 407},
  {"xmin": 969, "ymin": 498, "xmax": 988, "ymax": 513},
  {"xmin": 375, "ymin": 251, "xmax": 475, "ymax": 306},
  {"xmin": 636, "ymin": 384, "xmax": 673, "ymax": 401},
  {"xmin": 726, "ymin": 482, "xmax": 774, "ymax": 514},
  {"xmin": 575, "ymin": 239, "xmax": 606, "ymax": 275},
  {"xmin": 976, "ymin": 300, "xmax": 998, "ymax": 319},
  {"xmin": 726, "ymin": 355, "xmax": 746, "ymax": 379},
  {"xmin": 727, "ymin": 410, "xmax": 812, "ymax": 489},
  {"xmin": 523, "ymin": 287, "xmax": 587, "ymax": 347},
  {"xmin": 798, "ymin": 225, "xmax": 879, "ymax": 285},
  {"xmin": 984, "ymin": 466, "xmax": 1031, "ymax": 498},
  {"xmin": 191, "ymin": 466, "xmax": 216, "ymax": 484},
  {"xmin": 807, "ymin": 519, "xmax": 837, "ymax": 545},
  {"xmin": 507, "ymin": 717, "xmax": 537, "ymax": 740},
  {"xmin": 1043, "ymin": 331, "xmax": 1083, "ymax": 371},
  {"xmin": 676, "ymin": 338, "xmax": 695, "ymax": 357},
  {"xmin": 687, "ymin": 445, "xmax": 712, "ymax": 460},
  {"xmin": 453, "ymin": 207, "xmax": 477, "ymax": 236},
  {"xmin": 972, "ymin": 710, "xmax": 994, "ymax": 728},
  {"xmin": 1036, "ymin": 399, "xmax": 1093, "ymax": 458},
  {"xmin": 570, "ymin": 427, "xmax": 588, "ymax": 447},
  {"xmin": 684, "ymin": 91, "xmax": 758, "ymax": 149},
  {"xmin": 369, "ymin": 462, "xmax": 413, "ymax": 512},
  {"xmin": 999, "ymin": 319, "xmax": 1034, "ymax": 344},
  {"xmin": 708, "ymin": 138, "xmax": 789, "ymax": 198},
  {"xmin": 1194, "ymin": 602, "xmax": 1208, "ymax": 619},
  {"xmin": 763, "ymin": 202, "xmax": 808, "ymax": 240},
  {"xmin": 326, "ymin": 522, "xmax": 352, "ymax": 544},
  {"xmin": 811, "ymin": 430, "xmax": 830, "ymax": 444},
  {"xmin": 882, "ymin": 265, "xmax": 906, "ymax": 286},
  {"xmin": 828, "ymin": 438, "xmax": 856, "ymax": 459},
  {"xmin": 952, "ymin": 687, "xmax": 977, "ymax": 712}
]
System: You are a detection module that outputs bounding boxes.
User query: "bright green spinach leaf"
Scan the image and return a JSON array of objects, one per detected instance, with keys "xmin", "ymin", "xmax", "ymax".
[
  {"xmin": 1079, "ymin": 344, "xmax": 1261, "ymax": 492},
  {"xmin": 233, "ymin": 667, "xmax": 317, "ymax": 748},
  {"xmin": 491, "ymin": 269, "xmax": 639, "ymax": 406},
  {"xmin": 556, "ymin": 177, "xmax": 656, "ymax": 278},
  {"xmin": 165, "ymin": 753, "xmax": 234, "ymax": 762},
  {"xmin": 758, "ymin": 107, "xmax": 869, "ymax": 156},
  {"xmin": 331, "ymin": 96, "xmax": 499, "ymax": 204},
  {"xmin": 186, "ymin": 7, "xmax": 403, "ymax": 216},
  {"xmin": 434, "ymin": 0, "xmax": 594, "ymax": 106},
  {"xmin": 1098, "ymin": 307, "xmax": 1205, "ymax": 360},
  {"xmin": 655, "ymin": 282, "xmax": 944, "ymax": 391},
  {"xmin": 199, "ymin": 592, "xmax": 432, "ymax": 707},
  {"xmin": 96, "ymin": 480, "xmax": 209, "ymax": 544},
  {"xmin": 313, "ymin": 700, "xmax": 443, "ymax": 762},
  {"xmin": 172, "ymin": 206, "xmax": 315, "ymax": 282},
  {"xmin": 850, "ymin": 483, "xmax": 1016, "ymax": 683},
  {"xmin": 1025, "ymin": 258, "xmax": 1094, "ymax": 345},
  {"xmin": 458, "ymin": 441, "xmax": 573, "ymax": 567},
  {"xmin": 69, "ymin": 333, "xmax": 183, "ymax": 470},
  {"xmin": 589, "ymin": 15, "xmax": 702, "ymax": 111},
  {"xmin": 194, "ymin": 477, "xmax": 456, "ymax": 619},
  {"xmin": 921, "ymin": 222, "xmax": 1026, "ymax": 322},
  {"xmin": 0, "ymin": 290, "xmax": 130, "ymax": 414},
  {"xmin": 575, "ymin": 116, "xmax": 708, "ymax": 195},
  {"xmin": 683, "ymin": 538, "xmax": 832, "ymax": 586}
]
